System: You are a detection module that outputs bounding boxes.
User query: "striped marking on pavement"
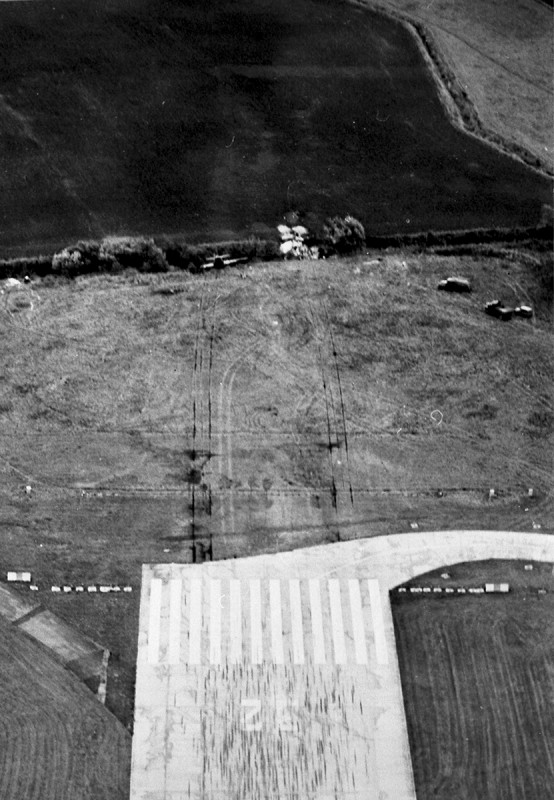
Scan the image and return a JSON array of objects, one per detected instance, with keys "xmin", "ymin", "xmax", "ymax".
[
  {"xmin": 328, "ymin": 579, "xmax": 347, "ymax": 664},
  {"xmin": 168, "ymin": 578, "xmax": 182, "ymax": 665},
  {"xmin": 188, "ymin": 579, "xmax": 202, "ymax": 665},
  {"xmin": 289, "ymin": 579, "xmax": 305, "ymax": 664},
  {"xmin": 229, "ymin": 578, "xmax": 242, "ymax": 663},
  {"xmin": 308, "ymin": 578, "xmax": 326, "ymax": 664},
  {"xmin": 147, "ymin": 578, "xmax": 162, "ymax": 664},
  {"xmin": 348, "ymin": 578, "xmax": 368, "ymax": 665},
  {"xmin": 147, "ymin": 577, "xmax": 389, "ymax": 667},
  {"xmin": 269, "ymin": 579, "xmax": 285, "ymax": 664},
  {"xmin": 367, "ymin": 579, "xmax": 388, "ymax": 665},
  {"xmin": 209, "ymin": 579, "xmax": 222, "ymax": 665},
  {"xmin": 250, "ymin": 579, "xmax": 263, "ymax": 665}
]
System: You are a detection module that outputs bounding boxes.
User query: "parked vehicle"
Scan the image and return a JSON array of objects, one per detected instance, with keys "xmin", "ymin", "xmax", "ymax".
[
  {"xmin": 485, "ymin": 300, "xmax": 514, "ymax": 321},
  {"xmin": 514, "ymin": 305, "xmax": 533, "ymax": 318},
  {"xmin": 437, "ymin": 276, "xmax": 472, "ymax": 293}
]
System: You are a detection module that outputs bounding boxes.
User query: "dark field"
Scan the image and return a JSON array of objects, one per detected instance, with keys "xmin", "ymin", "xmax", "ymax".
[
  {"xmin": 392, "ymin": 560, "xmax": 554, "ymax": 800},
  {"xmin": 0, "ymin": 0, "xmax": 551, "ymax": 255},
  {"xmin": 0, "ymin": 615, "xmax": 130, "ymax": 799}
]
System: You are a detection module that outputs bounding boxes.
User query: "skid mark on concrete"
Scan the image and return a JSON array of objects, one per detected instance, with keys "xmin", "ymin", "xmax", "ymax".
[{"xmin": 132, "ymin": 531, "xmax": 554, "ymax": 800}]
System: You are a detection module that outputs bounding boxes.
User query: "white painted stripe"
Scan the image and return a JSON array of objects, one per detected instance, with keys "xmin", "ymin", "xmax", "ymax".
[
  {"xmin": 269, "ymin": 580, "xmax": 284, "ymax": 664},
  {"xmin": 188, "ymin": 579, "xmax": 202, "ymax": 665},
  {"xmin": 229, "ymin": 579, "xmax": 242, "ymax": 663},
  {"xmin": 348, "ymin": 579, "xmax": 367, "ymax": 665},
  {"xmin": 289, "ymin": 579, "xmax": 304, "ymax": 664},
  {"xmin": 308, "ymin": 579, "xmax": 326, "ymax": 664},
  {"xmin": 328, "ymin": 579, "xmax": 346, "ymax": 664},
  {"xmin": 368, "ymin": 579, "xmax": 388, "ymax": 665},
  {"xmin": 168, "ymin": 579, "xmax": 182, "ymax": 665},
  {"xmin": 250, "ymin": 579, "xmax": 263, "ymax": 664},
  {"xmin": 147, "ymin": 578, "xmax": 162, "ymax": 664},
  {"xmin": 209, "ymin": 579, "xmax": 222, "ymax": 664}
]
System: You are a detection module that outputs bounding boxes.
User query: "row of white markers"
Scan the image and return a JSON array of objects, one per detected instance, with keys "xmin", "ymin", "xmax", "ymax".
[{"xmin": 147, "ymin": 578, "xmax": 389, "ymax": 667}]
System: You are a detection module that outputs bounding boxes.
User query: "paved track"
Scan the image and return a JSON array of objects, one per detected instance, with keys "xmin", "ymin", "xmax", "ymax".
[{"xmin": 130, "ymin": 531, "xmax": 553, "ymax": 800}]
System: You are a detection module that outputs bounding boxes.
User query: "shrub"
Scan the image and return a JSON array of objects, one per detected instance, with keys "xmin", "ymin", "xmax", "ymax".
[
  {"xmin": 99, "ymin": 237, "xmax": 168, "ymax": 273},
  {"xmin": 323, "ymin": 215, "xmax": 366, "ymax": 254}
]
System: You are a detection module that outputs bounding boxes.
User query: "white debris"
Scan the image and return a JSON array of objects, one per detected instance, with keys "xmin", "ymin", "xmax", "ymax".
[
  {"xmin": 25, "ymin": 485, "xmax": 32, "ymax": 496},
  {"xmin": 410, "ymin": 522, "xmax": 419, "ymax": 529},
  {"xmin": 7, "ymin": 571, "xmax": 31, "ymax": 582}
]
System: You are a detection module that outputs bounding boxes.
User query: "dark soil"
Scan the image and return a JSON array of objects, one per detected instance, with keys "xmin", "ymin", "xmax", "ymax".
[
  {"xmin": 392, "ymin": 560, "xmax": 554, "ymax": 800},
  {"xmin": 0, "ymin": 0, "xmax": 551, "ymax": 256}
]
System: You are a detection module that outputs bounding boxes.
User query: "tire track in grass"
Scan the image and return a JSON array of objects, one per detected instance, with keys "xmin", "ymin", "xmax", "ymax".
[
  {"xmin": 216, "ymin": 339, "xmax": 259, "ymax": 537},
  {"xmin": 322, "ymin": 299, "xmax": 355, "ymax": 506},
  {"xmin": 306, "ymin": 298, "xmax": 340, "ymax": 513},
  {"xmin": 317, "ymin": 328, "xmax": 339, "ymax": 511},
  {"xmin": 189, "ymin": 286, "xmax": 206, "ymax": 559},
  {"xmin": 206, "ymin": 308, "xmax": 216, "ymax": 543}
]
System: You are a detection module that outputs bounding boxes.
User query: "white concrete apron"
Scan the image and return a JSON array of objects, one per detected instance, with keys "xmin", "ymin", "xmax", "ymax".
[{"xmin": 130, "ymin": 530, "xmax": 554, "ymax": 800}]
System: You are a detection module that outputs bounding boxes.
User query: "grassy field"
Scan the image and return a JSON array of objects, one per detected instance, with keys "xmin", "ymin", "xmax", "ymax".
[
  {"xmin": 392, "ymin": 559, "xmax": 554, "ymax": 799},
  {"xmin": 363, "ymin": 0, "xmax": 553, "ymax": 171},
  {"xmin": 0, "ymin": 248, "xmax": 552, "ymax": 730},
  {"xmin": 0, "ymin": 0, "xmax": 551, "ymax": 256},
  {"xmin": 0, "ymin": 614, "xmax": 130, "ymax": 799}
]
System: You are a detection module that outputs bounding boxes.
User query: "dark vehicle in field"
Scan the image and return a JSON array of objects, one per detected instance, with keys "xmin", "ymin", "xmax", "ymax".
[
  {"xmin": 437, "ymin": 277, "xmax": 472, "ymax": 293},
  {"xmin": 485, "ymin": 300, "xmax": 514, "ymax": 321},
  {"xmin": 514, "ymin": 305, "xmax": 533, "ymax": 318}
]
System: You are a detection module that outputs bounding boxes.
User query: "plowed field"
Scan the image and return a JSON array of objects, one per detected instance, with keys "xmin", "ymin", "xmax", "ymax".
[
  {"xmin": 0, "ymin": 0, "xmax": 551, "ymax": 255},
  {"xmin": 0, "ymin": 615, "xmax": 130, "ymax": 800},
  {"xmin": 392, "ymin": 561, "xmax": 554, "ymax": 799}
]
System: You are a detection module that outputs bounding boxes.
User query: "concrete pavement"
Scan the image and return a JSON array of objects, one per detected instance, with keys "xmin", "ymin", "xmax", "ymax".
[{"xmin": 130, "ymin": 530, "xmax": 554, "ymax": 799}]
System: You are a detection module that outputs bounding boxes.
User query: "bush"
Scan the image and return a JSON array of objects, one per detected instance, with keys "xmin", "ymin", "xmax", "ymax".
[
  {"xmin": 323, "ymin": 215, "xmax": 366, "ymax": 254},
  {"xmin": 99, "ymin": 237, "xmax": 168, "ymax": 273},
  {"xmin": 51, "ymin": 237, "xmax": 169, "ymax": 277},
  {"xmin": 159, "ymin": 237, "xmax": 280, "ymax": 271}
]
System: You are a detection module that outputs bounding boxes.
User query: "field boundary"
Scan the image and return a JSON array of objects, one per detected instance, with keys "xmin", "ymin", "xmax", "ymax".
[
  {"xmin": 0, "ymin": 580, "xmax": 104, "ymax": 681},
  {"xmin": 349, "ymin": 0, "xmax": 553, "ymax": 177}
]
